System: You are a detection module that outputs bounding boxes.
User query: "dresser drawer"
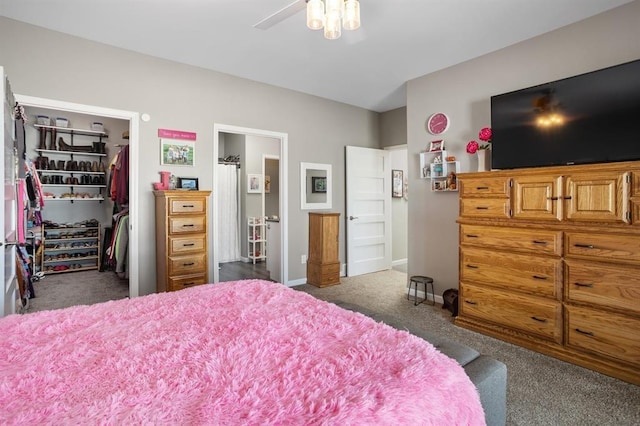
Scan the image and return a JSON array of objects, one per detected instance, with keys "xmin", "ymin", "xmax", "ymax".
[
  {"xmin": 460, "ymin": 224, "xmax": 562, "ymax": 256},
  {"xmin": 169, "ymin": 216, "xmax": 206, "ymax": 235},
  {"xmin": 168, "ymin": 273, "xmax": 208, "ymax": 291},
  {"xmin": 460, "ymin": 283, "xmax": 562, "ymax": 343},
  {"xmin": 169, "ymin": 253, "xmax": 207, "ymax": 276},
  {"xmin": 460, "ymin": 176, "xmax": 511, "ymax": 197},
  {"xmin": 566, "ymin": 305, "xmax": 640, "ymax": 367},
  {"xmin": 565, "ymin": 260, "xmax": 640, "ymax": 315},
  {"xmin": 565, "ymin": 232, "xmax": 640, "ymax": 264},
  {"xmin": 461, "ymin": 248, "xmax": 561, "ymax": 298},
  {"xmin": 169, "ymin": 235, "xmax": 207, "ymax": 256},
  {"xmin": 460, "ymin": 198, "xmax": 511, "ymax": 219},
  {"xmin": 169, "ymin": 197, "xmax": 206, "ymax": 215}
]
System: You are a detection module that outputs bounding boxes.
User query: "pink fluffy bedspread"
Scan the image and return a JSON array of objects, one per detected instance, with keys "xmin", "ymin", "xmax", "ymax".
[{"xmin": 0, "ymin": 280, "xmax": 484, "ymax": 425}]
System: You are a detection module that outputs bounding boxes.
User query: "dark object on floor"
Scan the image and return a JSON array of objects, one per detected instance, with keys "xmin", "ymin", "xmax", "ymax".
[
  {"xmin": 407, "ymin": 275, "xmax": 434, "ymax": 306},
  {"xmin": 442, "ymin": 288, "xmax": 459, "ymax": 317}
]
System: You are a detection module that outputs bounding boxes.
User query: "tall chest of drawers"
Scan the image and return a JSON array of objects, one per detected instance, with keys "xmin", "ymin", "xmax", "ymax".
[
  {"xmin": 154, "ymin": 190, "xmax": 211, "ymax": 292},
  {"xmin": 457, "ymin": 162, "xmax": 640, "ymax": 385}
]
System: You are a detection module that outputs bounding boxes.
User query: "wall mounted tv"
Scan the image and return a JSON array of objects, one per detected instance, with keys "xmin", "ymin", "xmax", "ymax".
[{"xmin": 491, "ymin": 59, "xmax": 640, "ymax": 169}]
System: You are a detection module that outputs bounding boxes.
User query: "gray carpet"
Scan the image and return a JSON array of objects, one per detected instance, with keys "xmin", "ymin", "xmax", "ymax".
[
  {"xmin": 26, "ymin": 270, "xmax": 129, "ymax": 312},
  {"xmin": 295, "ymin": 269, "xmax": 640, "ymax": 426}
]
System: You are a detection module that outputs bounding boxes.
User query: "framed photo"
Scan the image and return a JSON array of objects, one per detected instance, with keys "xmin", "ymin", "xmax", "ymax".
[
  {"xmin": 160, "ymin": 139, "xmax": 195, "ymax": 166},
  {"xmin": 312, "ymin": 176, "xmax": 327, "ymax": 193},
  {"xmin": 264, "ymin": 175, "xmax": 271, "ymax": 194},
  {"xmin": 177, "ymin": 177, "xmax": 198, "ymax": 190},
  {"xmin": 392, "ymin": 169, "xmax": 403, "ymax": 198},
  {"xmin": 429, "ymin": 140, "xmax": 445, "ymax": 152},
  {"xmin": 247, "ymin": 174, "xmax": 262, "ymax": 193},
  {"xmin": 432, "ymin": 180, "xmax": 447, "ymax": 191}
]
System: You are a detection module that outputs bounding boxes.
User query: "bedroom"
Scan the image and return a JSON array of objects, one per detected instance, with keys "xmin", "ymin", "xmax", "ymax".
[{"xmin": 1, "ymin": 1, "xmax": 640, "ymax": 424}]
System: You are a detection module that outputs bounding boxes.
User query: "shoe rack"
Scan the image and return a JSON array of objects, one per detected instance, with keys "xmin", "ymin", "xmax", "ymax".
[
  {"xmin": 34, "ymin": 124, "xmax": 108, "ymax": 202},
  {"xmin": 41, "ymin": 221, "xmax": 101, "ymax": 274}
]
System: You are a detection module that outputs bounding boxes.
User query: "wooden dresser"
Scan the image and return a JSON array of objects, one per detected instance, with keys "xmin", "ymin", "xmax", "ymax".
[
  {"xmin": 154, "ymin": 190, "xmax": 211, "ymax": 292},
  {"xmin": 307, "ymin": 212, "xmax": 340, "ymax": 287},
  {"xmin": 457, "ymin": 161, "xmax": 640, "ymax": 385}
]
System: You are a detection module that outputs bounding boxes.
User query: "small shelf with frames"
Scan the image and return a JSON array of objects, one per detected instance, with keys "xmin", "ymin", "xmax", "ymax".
[{"xmin": 419, "ymin": 150, "xmax": 460, "ymax": 192}]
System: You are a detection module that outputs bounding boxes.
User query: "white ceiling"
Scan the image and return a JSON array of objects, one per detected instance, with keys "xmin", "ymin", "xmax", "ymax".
[{"xmin": 0, "ymin": 0, "xmax": 633, "ymax": 112}]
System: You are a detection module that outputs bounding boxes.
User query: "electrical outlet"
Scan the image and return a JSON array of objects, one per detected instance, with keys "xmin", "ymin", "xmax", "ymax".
[{"xmin": 301, "ymin": 255, "xmax": 307, "ymax": 264}]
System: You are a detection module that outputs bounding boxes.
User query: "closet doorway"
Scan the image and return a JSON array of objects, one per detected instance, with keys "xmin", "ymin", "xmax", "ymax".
[
  {"xmin": 212, "ymin": 124, "xmax": 288, "ymax": 285},
  {"xmin": 15, "ymin": 94, "xmax": 139, "ymax": 302}
]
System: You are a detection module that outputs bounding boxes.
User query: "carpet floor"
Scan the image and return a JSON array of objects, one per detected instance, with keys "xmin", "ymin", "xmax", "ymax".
[{"xmin": 295, "ymin": 269, "xmax": 640, "ymax": 426}]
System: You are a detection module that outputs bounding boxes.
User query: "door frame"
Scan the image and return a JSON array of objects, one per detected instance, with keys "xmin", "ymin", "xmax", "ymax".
[
  {"xmin": 212, "ymin": 124, "xmax": 288, "ymax": 285},
  {"xmin": 15, "ymin": 94, "xmax": 140, "ymax": 298}
]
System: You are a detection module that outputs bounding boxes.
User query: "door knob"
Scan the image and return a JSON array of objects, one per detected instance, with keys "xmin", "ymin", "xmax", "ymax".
[{"xmin": 349, "ymin": 216, "xmax": 359, "ymax": 221}]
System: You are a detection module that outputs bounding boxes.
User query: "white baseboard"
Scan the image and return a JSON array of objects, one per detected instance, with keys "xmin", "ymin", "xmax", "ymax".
[
  {"xmin": 392, "ymin": 258, "xmax": 408, "ymax": 267},
  {"xmin": 287, "ymin": 278, "xmax": 307, "ymax": 287}
]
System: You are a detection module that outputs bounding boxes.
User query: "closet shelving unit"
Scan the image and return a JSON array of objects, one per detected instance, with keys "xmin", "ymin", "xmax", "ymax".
[
  {"xmin": 34, "ymin": 124, "xmax": 108, "ymax": 202},
  {"xmin": 248, "ymin": 217, "xmax": 267, "ymax": 264},
  {"xmin": 41, "ymin": 223, "xmax": 101, "ymax": 274}
]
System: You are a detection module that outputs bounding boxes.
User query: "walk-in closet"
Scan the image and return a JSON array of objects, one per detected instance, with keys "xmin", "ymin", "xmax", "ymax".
[{"xmin": 21, "ymin": 106, "xmax": 130, "ymax": 312}]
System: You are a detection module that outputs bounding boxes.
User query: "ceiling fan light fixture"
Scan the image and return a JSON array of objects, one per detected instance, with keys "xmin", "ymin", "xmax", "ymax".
[
  {"xmin": 324, "ymin": 12, "xmax": 342, "ymax": 39},
  {"xmin": 306, "ymin": 0, "xmax": 325, "ymax": 30},
  {"xmin": 343, "ymin": 0, "xmax": 360, "ymax": 30}
]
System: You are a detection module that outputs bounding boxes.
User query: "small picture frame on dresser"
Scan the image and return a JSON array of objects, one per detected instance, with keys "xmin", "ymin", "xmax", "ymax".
[{"xmin": 177, "ymin": 177, "xmax": 199, "ymax": 190}]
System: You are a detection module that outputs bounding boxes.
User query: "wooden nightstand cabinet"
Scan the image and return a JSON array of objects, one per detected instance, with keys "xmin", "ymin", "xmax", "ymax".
[
  {"xmin": 307, "ymin": 212, "xmax": 340, "ymax": 287},
  {"xmin": 457, "ymin": 161, "xmax": 640, "ymax": 385},
  {"xmin": 154, "ymin": 190, "xmax": 211, "ymax": 292}
]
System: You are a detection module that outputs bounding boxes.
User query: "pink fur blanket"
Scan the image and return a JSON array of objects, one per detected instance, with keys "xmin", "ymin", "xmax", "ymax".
[{"xmin": 0, "ymin": 280, "xmax": 484, "ymax": 425}]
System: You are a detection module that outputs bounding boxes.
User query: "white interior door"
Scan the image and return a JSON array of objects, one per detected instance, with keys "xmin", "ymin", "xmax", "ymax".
[
  {"xmin": 1, "ymin": 67, "xmax": 18, "ymax": 317},
  {"xmin": 346, "ymin": 146, "xmax": 391, "ymax": 277}
]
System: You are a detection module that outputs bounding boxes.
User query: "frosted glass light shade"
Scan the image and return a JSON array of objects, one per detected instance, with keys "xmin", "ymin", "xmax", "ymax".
[
  {"xmin": 325, "ymin": 0, "xmax": 343, "ymax": 16},
  {"xmin": 324, "ymin": 12, "xmax": 342, "ymax": 40},
  {"xmin": 307, "ymin": 0, "xmax": 324, "ymax": 30},
  {"xmin": 343, "ymin": 0, "xmax": 360, "ymax": 30}
]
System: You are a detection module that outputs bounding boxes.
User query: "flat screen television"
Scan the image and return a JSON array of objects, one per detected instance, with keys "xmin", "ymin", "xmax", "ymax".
[{"xmin": 490, "ymin": 59, "xmax": 640, "ymax": 169}]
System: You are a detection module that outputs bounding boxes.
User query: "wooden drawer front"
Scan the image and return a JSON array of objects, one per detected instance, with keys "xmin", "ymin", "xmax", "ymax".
[
  {"xmin": 566, "ymin": 305, "xmax": 640, "ymax": 367},
  {"xmin": 169, "ymin": 216, "xmax": 206, "ymax": 235},
  {"xmin": 169, "ymin": 197, "xmax": 206, "ymax": 215},
  {"xmin": 461, "ymin": 248, "xmax": 560, "ymax": 298},
  {"xmin": 512, "ymin": 176, "xmax": 562, "ymax": 221},
  {"xmin": 169, "ymin": 253, "xmax": 207, "ymax": 276},
  {"xmin": 307, "ymin": 262, "xmax": 340, "ymax": 286},
  {"xmin": 565, "ymin": 232, "xmax": 640, "ymax": 263},
  {"xmin": 169, "ymin": 235, "xmax": 207, "ymax": 256},
  {"xmin": 460, "ymin": 283, "xmax": 562, "ymax": 343},
  {"xmin": 633, "ymin": 172, "xmax": 640, "ymax": 197},
  {"xmin": 460, "ymin": 198, "xmax": 510, "ymax": 219},
  {"xmin": 564, "ymin": 173, "xmax": 628, "ymax": 223},
  {"xmin": 460, "ymin": 176, "xmax": 510, "ymax": 197},
  {"xmin": 168, "ymin": 273, "xmax": 208, "ymax": 291},
  {"xmin": 460, "ymin": 224, "xmax": 562, "ymax": 256},
  {"xmin": 632, "ymin": 200, "xmax": 640, "ymax": 226},
  {"xmin": 565, "ymin": 260, "xmax": 640, "ymax": 315}
]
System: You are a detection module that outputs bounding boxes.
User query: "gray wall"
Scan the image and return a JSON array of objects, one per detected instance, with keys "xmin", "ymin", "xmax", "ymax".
[
  {"xmin": 264, "ymin": 158, "xmax": 279, "ymax": 218},
  {"xmin": 388, "ymin": 147, "xmax": 408, "ymax": 263},
  {"xmin": 406, "ymin": 1, "xmax": 640, "ymax": 297},
  {"xmin": 380, "ymin": 107, "xmax": 407, "ymax": 148},
  {"xmin": 0, "ymin": 17, "xmax": 379, "ymax": 294}
]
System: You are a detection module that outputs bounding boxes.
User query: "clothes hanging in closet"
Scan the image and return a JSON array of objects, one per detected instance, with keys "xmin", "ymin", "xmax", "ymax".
[
  {"xmin": 106, "ymin": 209, "xmax": 129, "ymax": 279},
  {"xmin": 108, "ymin": 144, "xmax": 129, "ymax": 207}
]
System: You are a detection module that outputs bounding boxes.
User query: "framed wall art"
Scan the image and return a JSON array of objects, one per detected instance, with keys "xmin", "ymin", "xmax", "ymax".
[
  {"xmin": 160, "ymin": 139, "xmax": 195, "ymax": 166},
  {"xmin": 247, "ymin": 174, "xmax": 262, "ymax": 193},
  {"xmin": 312, "ymin": 176, "xmax": 327, "ymax": 193},
  {"xmin": 392, "ymin": 170, "xmax": 403, "ymax": 198}
]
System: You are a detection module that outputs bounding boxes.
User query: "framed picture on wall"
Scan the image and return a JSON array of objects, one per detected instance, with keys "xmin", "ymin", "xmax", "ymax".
[
  {"xmin": 312, "ymin": 176, "xmax": 327, "ymax": 193},
  {"xmin": 429, "ymin": 140, "xmax": 445, "ymax": 152},
  {"xmin": 160, "ymin": 139, "xmax": 195, "ymax": 166},
  {"xmin": 265, "ymin": 175, "xmax": 271, "ymax": 193},
  {"xmin": 247, "ymin": 174, "xmax": 262, "ymax": 193},
  {"xmin": 392, "ymin": 169, "xmax": 403, "ymax": 198}
]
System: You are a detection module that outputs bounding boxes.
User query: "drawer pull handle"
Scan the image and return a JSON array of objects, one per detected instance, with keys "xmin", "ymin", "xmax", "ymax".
[
  {"xmin": 574, "ymin": 243, "xmax": 594, "ymax": 249},
  {"xmin": 563, "ymin": 196, "xmax": 572, "ymax": 200},
  {"xmin": 184, "ymin": 282, "xmax": 195, "ymax": 286},
  {"xmin": 183, "ymin": 262, "xmax": 195, "ymax": 266},
  {"xmin": 532, "ymin": 240, "xmax": 548, "ymax": 245},
  {"xmin": 466, "ymin": 234, "xmax": 479, "ymax": 238},
  {"xmin": 547, "ymin": 196, "xmax": 559, "ymax": 201},
  {"xmin": 531, "ymin": 316, "xmax": 547, "ymax": 323},
  {"xmin": 532, "ymin": 275, "xmax": 548, "ymax": 280},
  {"xmin": 466, "ymin": 264, "xmax": 479, "ymax": 269},
  {"xmin": 464, "ymin": 300, "xmax": 477, "ymax": 305},
  {"xmin": 183, "ymin": 243, "xmax": 195, "ymax": 247},
  {"xmin": 476, "ymin": 207, "xmax": 489, "ymax": 210},
  {"xmin": 574, "ymin": 282, "xmax": 594, "ymax": 288},
  {"xmin": 476, "ymin": 186, "xmax": 489, "ymax": 190},
  {"xmin": 575, "ymin": 328, "xmax": 594, "ymax": 337},
  {"xmin": 182, "ymin": 224, "xmax": 195, "ymax": 228},
  {"xmin": 182, "ymin": 204, "xmax": 195, "ymax": 208}
]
